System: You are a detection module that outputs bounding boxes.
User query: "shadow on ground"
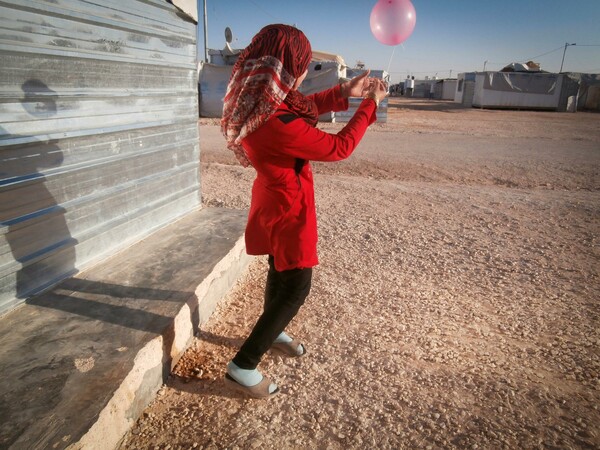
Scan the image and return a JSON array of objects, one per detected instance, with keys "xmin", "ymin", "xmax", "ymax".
[{"xmin": 388, "ymin": 97, "xmax": 467, "ymax": 112}]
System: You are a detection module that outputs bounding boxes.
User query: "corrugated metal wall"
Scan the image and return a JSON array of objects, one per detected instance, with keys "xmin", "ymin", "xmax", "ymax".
[
  {"xmin": 334, "ymin": 97, "xmax": 388, "ymax": 123},
  {"xmin": 0, "ymin": 0, "xmax": 200, "ymax": 315}
]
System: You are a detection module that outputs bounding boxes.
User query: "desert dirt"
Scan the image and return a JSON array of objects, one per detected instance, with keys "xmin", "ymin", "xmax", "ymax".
[{"xmin": 120, "ymin": 98, "xmax": 599, "ymax": 450}]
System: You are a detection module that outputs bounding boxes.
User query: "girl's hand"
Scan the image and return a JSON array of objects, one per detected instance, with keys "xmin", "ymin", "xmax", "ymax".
[
  {"xmin": 341, "ymin": 70, "xmax": 371, "ymax": 98},
  {"xmin": 362, "ymin": 78, "xmax": 388, "ymax": 108},
  {"xmin": 366, "ymin": 78, "xmax": 388, "ymax": 103}
]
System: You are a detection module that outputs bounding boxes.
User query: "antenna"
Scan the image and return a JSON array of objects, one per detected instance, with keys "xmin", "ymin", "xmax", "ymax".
[{"xmin": 225, "ymin": 27, "xmax": 233, "ymax": 44}]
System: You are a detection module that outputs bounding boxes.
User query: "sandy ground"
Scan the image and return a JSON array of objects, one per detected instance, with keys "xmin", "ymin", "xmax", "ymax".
[{"xmin": 120, "ymin": 98, "xmax": 599, "ymax": 450}]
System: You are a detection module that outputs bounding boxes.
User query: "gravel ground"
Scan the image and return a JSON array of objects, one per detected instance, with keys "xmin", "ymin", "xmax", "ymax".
[{"xmin": 121, "ymin": 98, "xmax": 599, "ymax": 450}]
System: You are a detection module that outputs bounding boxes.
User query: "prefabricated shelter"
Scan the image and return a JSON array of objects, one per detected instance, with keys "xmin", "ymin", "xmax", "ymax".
[
  {"xmin": 198, "ymin": 62, "xmax": 234, "ymax": 117},
  {"xmin": 455, "ymin": 71, "xmax": 600, "ymax": 112},
  {"xmin": 455, "ymin": 72, "xmax": 476, "ymax": 106},
  {"xmin": 424, "ymin": 79, "xmax": 458, "ymax": 100},
  {"xmin": 439, "ymin": 79, "xmax": 458, "ymax": 100},
  {"xmin": 0, "ymin": 2, "xmax": 240, "ymax": 449},
  {"xmin": 198, "ymin": 43, "xmax": 240, "ymax": 118},
  {"xmin": 472, "ymin": 72, "xmax": 563, "ymax": 110},
  {"xmin": 407, "ymin": 78, "xmax": 433, "ymax": 98},
  {"xmin": 337, "ymin": 68, "xmax": 389, "ymax": 123},
  {"xmin": 299, "ymin": 59, "xmax": 347, "ymax": 122},
  {"xmin": 208, "ymin": 42, "xmax": 241, "ymax": 66},
  {"xmin": 416, "ymin": 79, "xmax": 430, "ymax": 98},
  {"xmin": 0, "ymin": 1, "xmax": 199, "ymax": 314},
  {"xmin": 300, "ymin": 61, "xmax": 347, "ymax": 96},
  {"xmin": 198, "ymin": 48, "xmax": 351, "ymax": 122}
]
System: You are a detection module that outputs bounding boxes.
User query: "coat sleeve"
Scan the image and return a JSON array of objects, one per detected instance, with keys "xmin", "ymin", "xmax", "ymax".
[
  {"xmin": 307, "ymin": 84, "xmax": 348, "ymax": 115},
  {"xmin": 272, "ymin": 98, "xmax": 378, "ymax": 162}
]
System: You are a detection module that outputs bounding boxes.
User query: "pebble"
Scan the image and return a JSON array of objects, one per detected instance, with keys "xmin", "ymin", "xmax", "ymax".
[{"xmin": 122, "ymin": 115, "xmax": 598, "ymax": 450}]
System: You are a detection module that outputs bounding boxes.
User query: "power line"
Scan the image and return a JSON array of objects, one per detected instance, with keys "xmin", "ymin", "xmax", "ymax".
[
  {"xmin": 247, "ymin": 0, "xmax": 283, "ymax": 22},
  {"xmin": 519, "ymin": 45, "xmax": 565, "ymax": 62},
  {"xmin": 381, "ymin": 43, "xmax": 600, "ymax": 78},
  {"xmin": 516, "ymin": 44, "xmax": 600, "ymax": 64},
  {"xmin": 388, "ymin": 69, "xmax": 454, "ymax": 74}
]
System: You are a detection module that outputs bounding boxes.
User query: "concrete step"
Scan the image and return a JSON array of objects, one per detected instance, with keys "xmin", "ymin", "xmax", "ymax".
[{"xmin": 0, "ymin": 207, "xmax": 251, "ymax": 450}]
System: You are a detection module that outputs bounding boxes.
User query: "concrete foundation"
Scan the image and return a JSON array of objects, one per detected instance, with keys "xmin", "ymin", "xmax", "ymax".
[{"xmin": 0, "ymin": 207, "xmax": 251, "ymax": 450}]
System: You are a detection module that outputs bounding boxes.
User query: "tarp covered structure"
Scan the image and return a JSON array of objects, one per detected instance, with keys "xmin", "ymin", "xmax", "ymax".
[
  {"xmin": 473, "ymin": 72, "xmax": 563, "ymax": 110},
  {"xmin": 455, "ymin": 71, "xmax": 599, "ymax": 112},
  {"xmin": 562, "ymin": 73, "xmax": 600, "ymax": 112},
  {"xmin": 483, "ymin": 72, "xmax": 558, "ymax": 94},
  {"xmin": 501, "ymin": 61, "xmax": 541, "ymax": 72}
]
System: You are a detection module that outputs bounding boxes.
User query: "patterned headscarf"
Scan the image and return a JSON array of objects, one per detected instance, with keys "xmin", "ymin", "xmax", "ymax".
[{"xmin": 221, "ymin": 24, "xmax": 318, "ymax": 167}]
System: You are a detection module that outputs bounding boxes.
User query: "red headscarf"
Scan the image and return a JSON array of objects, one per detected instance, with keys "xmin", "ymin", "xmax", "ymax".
[{"xmin": 221, "ymin": 24, "xmax": 318, "ymax": 167}]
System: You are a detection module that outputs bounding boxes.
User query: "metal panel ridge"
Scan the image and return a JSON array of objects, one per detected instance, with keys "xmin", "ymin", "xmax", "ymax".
[{"xmin": 0, "ymin": 0, "xmax": 200, "ymax": 316}]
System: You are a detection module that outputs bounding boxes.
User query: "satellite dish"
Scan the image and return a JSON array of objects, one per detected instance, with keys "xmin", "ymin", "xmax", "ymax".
[{"xmin": 225, "ymin": 27, "xmax": 233, "ymax": 43}]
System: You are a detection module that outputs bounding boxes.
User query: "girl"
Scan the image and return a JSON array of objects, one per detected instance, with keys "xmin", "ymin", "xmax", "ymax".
[{"xmin": 221, "ymin": 24, "xmax": 387, "ymax": 398}]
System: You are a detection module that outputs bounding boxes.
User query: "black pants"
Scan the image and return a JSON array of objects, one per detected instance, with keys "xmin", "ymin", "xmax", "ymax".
[{"xmin": 232, "ymin": 255, "xmax": 312, "ymax": 370}]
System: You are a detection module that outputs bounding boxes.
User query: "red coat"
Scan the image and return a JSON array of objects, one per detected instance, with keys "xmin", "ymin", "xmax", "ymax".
[{"xmin": 242, "ymin": 85, "xmax": 377, "ymax": 271}]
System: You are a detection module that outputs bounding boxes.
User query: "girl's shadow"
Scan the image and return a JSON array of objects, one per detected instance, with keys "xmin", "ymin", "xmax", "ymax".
[{"xmin": 1, "ymin": 79, "xmax": 76, "ymax": 311}]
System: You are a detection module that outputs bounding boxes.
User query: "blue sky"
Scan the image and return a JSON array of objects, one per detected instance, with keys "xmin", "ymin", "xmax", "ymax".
[{"xmin": 197, "ymin": 0, "xmax": 600, "ymax": 83}]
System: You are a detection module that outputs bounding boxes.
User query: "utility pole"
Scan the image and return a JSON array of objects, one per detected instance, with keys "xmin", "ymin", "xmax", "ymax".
[
  {"xmin": 560, "ymin": 42, "xmax": 576, "ymax": 73},
  {"xmin": 483, "ymin": 60, "xmax": 488, "ymax": 71},
  {"xmin": 203, "ymin": 0, "xmax": 208, "ymax": 62}
]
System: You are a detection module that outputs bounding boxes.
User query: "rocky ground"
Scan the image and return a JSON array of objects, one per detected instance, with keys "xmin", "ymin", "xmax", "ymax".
[{"xmin": 120, "ymin": 98, "xmax": 599, "ymax": 450}]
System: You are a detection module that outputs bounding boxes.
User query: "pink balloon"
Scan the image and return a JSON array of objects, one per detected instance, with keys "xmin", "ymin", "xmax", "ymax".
[{"xmin": 370, "ymin": 0, "xmax": 417, "ymax": 46}]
